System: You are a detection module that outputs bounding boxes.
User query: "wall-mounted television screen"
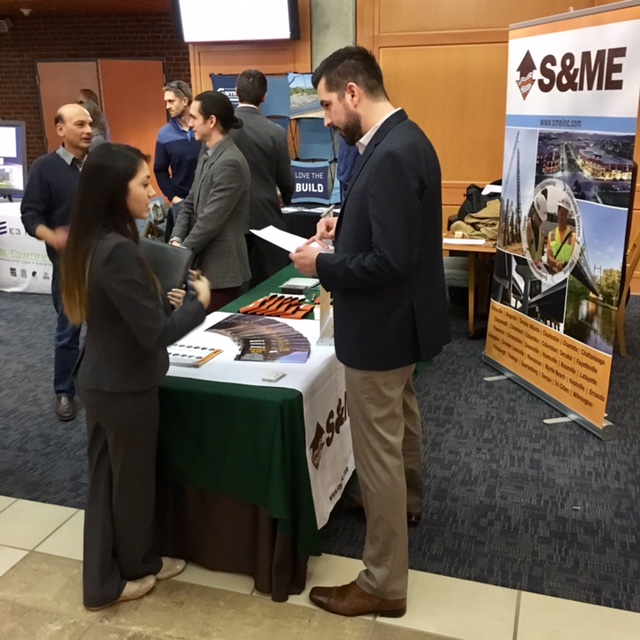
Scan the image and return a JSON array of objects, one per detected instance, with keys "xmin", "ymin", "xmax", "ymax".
[
  {"xmin": 175, "ymin": 0, "xmax": 300, "ymax": 43},
  {"xmin": 0, "ymin": 120, "xmax": 27, "ymax": 199}
]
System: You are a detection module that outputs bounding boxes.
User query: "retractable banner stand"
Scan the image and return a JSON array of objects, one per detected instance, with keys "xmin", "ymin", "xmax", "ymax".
[
  {"xmin": 484, "ymin": 1, "xmax": 640, "ymax": 440},
  {"xmin": 210, "ymin": 74, "xmax": 239, "ymax": 107}
]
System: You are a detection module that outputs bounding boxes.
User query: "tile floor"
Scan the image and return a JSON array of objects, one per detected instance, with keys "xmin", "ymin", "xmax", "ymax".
[{"xmin": 0, "ymin": 496, "xmax": 639, "ymax": 639}]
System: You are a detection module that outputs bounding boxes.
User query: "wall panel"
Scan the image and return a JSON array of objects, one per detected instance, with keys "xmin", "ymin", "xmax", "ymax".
[
  {"xmin": 377, "ymin": 0, "xmax": 595, "ymax": 33},
  {"xmin": 190, "ymin": 42, "xmax": 307, "ymax": 96},
  {"xmin": 381, "ymin": 44, "xmax": 508, "ymax": 185},
  {"xmin": 358, "ymin": 0, "xmax": 640, "ymax": 289}
]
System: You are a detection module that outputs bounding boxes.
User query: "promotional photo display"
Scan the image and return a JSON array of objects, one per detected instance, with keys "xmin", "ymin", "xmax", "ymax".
[{"xmin": 485, "ymin": 2, "xmax": 640, "ymax": 436}]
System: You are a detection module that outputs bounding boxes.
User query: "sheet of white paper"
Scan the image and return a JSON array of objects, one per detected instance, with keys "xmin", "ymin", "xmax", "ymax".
[
  {"xmin": 442, "ymin": 238, "xmax": 486, "ymax": 246},
  {"xmin": 250, "ymin": 225, "xmax": 327, "ymax": 253},
  {"xmin": 281, "ymin": 206, "xmax": 329, "ymax": 214},
  {"xmin": 481, "ymin": 184, "xmax": 502, "ymax": 196}
]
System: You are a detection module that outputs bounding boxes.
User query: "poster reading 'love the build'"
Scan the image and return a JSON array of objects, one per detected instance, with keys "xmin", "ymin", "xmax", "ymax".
[{"xmin": 484, "ymin": 1, "xmax": 640, "ymax": 439}]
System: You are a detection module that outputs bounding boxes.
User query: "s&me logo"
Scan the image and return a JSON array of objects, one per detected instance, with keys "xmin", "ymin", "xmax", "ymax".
[
  {"xmin": 516, "ymin": 47, "xmax": 626, "ymax": 100},
  {"xmin": 309, "ymin": 391, "xmax": 348, "ymax": 470},
  {"xmin": 0, "ymin": 220, "xmax": 7, "ymax": 235}
]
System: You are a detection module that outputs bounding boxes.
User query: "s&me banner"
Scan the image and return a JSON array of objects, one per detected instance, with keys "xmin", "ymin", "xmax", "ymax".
[{"xmin": 484, "ymin": 1, "xmax": 640, "ymax": 439}]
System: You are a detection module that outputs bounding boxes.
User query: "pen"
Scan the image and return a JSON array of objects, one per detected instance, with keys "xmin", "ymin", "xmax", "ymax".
[{"xmin": 320, "ymin": 205, "xmax": 335, "ymax": 219}]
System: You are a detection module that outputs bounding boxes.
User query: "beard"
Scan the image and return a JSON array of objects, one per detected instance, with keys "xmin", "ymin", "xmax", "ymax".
[{"xmin": 337, "ymin": 110, "xmax": 363, "ymax": 146}]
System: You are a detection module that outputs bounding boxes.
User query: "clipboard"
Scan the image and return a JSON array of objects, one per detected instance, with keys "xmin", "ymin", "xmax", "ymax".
[{"xmin": 139, "ymin": 238, "xmax": 193, "ymax": 292}]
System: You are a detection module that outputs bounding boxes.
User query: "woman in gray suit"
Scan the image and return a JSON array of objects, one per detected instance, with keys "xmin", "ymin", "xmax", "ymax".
[
  {"xmin": 61, "ymin": 143, "xmax": 211, "ymax": 610},
  {"xmin": 170, "ymin": 90, "xmax": 251, "ymax": 312}
]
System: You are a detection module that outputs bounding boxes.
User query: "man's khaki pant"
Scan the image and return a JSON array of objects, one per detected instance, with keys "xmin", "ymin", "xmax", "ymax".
[{"xmin": 345, "ymin": 363, "xmax": 423, "ymax": 600}]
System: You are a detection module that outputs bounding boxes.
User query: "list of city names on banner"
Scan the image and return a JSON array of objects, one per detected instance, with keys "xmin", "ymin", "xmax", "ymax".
[{"xmin": 486, "ymin": 300, "xmax": 611, "ymax": 426}]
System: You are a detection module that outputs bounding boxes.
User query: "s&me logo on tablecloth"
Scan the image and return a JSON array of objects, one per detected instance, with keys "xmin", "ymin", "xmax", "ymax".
[
  {"xmin": 516, "ymin": 47, "xmax": 627, "ymax": 100},
  {"xmin": 309, "ymin": 391, "xmax": 348, "ymax": 470},
  {"xmin": 0, "ymin": 221, "xmax": 7, "ymax": 235}
]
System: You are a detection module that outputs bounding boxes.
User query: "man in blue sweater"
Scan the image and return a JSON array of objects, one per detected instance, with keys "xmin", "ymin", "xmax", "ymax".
[
  {"xmin": 154, "ymin": 80, "xmax": 201, "ymax": 222},
  {"xmin": 21, "ymin": 103, "xmax": 93, "ymax": 421}
]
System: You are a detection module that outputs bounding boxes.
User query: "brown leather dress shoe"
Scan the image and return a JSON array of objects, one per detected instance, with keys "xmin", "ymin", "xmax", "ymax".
[
  {"xmin": 348, "ymin": 492, "xmax": 422, "ymax": 524},
  {"xmin": 55, "ymin": 396, "xmax": 76, "ymax": 421},
  {"xmin": 309, "ymin": 581, "xmax": 406, "ymax": 617}
]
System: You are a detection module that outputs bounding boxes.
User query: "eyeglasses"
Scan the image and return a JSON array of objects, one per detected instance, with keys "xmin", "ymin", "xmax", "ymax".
[{"xmin": 166, "ymin": 82, "xmax": 191, "ymax": 100}]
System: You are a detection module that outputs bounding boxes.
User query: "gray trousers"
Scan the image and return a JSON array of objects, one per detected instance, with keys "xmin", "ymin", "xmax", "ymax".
[
  {"xmin": 345, "ymin": 364, "xmax": 423, "ymax": 600},
  {"xmin": 79, "ymin": 384, "xmax": 163, "ymax": 608}
]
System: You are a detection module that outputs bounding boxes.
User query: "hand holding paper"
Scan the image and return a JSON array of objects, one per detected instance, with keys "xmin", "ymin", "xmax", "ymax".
[
  {"xmin": 250, "ymin": 225, "xmax": 333, "ymax": 253},
  {"xmin": 290, "ymin": 244, "xmax": 322, "ymax": 277}
]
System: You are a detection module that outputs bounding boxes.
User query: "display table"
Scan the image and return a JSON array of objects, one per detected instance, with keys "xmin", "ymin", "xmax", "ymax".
[
  {"xmin": 443, "ymin": 235, "xmax": 496, "ymax": 337},
  {"xmin": 282, "ymin": 206, "xmax": 325, "ymax": 239},
  {"xmin": 156, "ymin": 266, "xmax": 353, "ymax": 601},
  {"xmin": 0, "ymin": 201, "xmax": 52, "ymax": 294}
]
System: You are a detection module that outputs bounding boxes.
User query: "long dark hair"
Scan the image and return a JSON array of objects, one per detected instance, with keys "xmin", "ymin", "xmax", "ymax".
[
  {"xmin": 61, "ymin": 143, "xmax": 148, "ymax": 325},
  {"xmin": 77, "ymin": 98, "xmax": 107, "ymax": 137}
]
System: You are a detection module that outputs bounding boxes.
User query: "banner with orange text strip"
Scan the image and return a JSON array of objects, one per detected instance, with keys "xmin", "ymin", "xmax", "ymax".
[{"xmin": 484, "ymin": 1, "xmax": 640, "ymax": 439}]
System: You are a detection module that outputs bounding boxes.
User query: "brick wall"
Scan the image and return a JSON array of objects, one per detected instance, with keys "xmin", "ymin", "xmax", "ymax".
[{"xmin": 0, "ymin": 13, "xmax": 189, "ymax": 165}]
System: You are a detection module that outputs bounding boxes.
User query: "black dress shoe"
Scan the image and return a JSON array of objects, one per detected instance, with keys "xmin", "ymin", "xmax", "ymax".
[
  {"xmin": 309, "ymin": 581, "xmax": 406, "ymax": 617},
  {"xmin": 56, "ymin": 396, "xmax": 76, "ymax": 421},
  {"xmin": 348, "ymin": 492, "xmax": 422, "ymax": 524}
]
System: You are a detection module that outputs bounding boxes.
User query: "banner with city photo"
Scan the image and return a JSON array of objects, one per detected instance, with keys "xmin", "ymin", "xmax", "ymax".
[
  {"xmin": 210, "ymin": 72, "xmax": 321, "ymax": 118},
  {"xmin": 484, "ymin": 1, "xmax": 640, "ymax": 439}
]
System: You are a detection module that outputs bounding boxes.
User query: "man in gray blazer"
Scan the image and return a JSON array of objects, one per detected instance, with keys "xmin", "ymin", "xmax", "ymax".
[
  {"xmin": 170, "ymin": 91, "xmax": 251, "ymax": 312},
  {"xmin": 230, "ymin": 69, "xmax": 295, "ymax": 286}
]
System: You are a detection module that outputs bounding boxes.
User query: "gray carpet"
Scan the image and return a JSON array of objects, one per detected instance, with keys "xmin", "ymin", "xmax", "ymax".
[{"xmin": 1, "ymin": 290, "xmax": 639, "ymax": 611}]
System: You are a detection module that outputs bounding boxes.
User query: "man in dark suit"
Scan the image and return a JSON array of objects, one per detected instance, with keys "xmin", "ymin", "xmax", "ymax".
[
  {"xmin": 291, "ymin": 46, "xmax": 450, "ymax": 618},
  {"xmin": 230, "ymin": 69, "xmax": 295, "ymax": 286}
]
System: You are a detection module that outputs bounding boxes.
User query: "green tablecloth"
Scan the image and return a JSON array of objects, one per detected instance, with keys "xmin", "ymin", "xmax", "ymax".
[{"xmin": 158, "ymin": 265, "xmax": 322, "ymax": 556}]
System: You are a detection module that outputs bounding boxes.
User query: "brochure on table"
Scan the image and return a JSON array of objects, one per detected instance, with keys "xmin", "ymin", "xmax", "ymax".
[{"xmin": 167, "ymin": 311, "xmax": 353, "ymax": 528}]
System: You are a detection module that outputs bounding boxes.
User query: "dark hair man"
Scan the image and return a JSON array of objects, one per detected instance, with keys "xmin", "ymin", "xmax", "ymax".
[
  {"xmin": 230, "ymin": 69, "xmax": 295, "ymax": 286},
  {"xmin": 154, "ymin": 80, "xmax": 202, "ymax": 222},
  {"xmin": 290, "ymin": 46, "xmax": 451, "ymax": 618},
  {"xmin": 169, "ymin": 91, "xmax": 251, "ymax": 312},
  {"xmin": 21, "ymin": 103, "xmax": 94, "ymax": 421}
]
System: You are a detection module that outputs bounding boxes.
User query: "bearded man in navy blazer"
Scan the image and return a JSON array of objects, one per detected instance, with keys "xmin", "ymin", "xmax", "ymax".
[{"xmin": 291, "ymin": 46, "xmax": 450, "ymax": 618}]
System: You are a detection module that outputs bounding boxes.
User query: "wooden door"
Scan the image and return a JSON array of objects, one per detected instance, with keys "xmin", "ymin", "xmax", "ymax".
[
  {"xmin": 36, "ymin": 61, "xmax": 100, "ymax": 154},
  {"xmin": 98, "ymin": 59, "xmax": 167, "ymax": 194}
]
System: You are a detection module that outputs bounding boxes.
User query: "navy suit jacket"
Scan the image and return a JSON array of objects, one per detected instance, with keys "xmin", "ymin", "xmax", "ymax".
[{"xmin": 316, "ymin": 110, "xmax": 450, "ymax": 371}]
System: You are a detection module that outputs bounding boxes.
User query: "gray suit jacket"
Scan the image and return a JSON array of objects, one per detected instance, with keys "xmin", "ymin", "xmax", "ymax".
[
  {"xmin": 75, "ymin": 231, "xmax": 206, "ymax": 392},
  {"xmin": 173, "ymin": 135, "xmax": 251, "ymax": 288},
  {"xmin": 230, "ymin": 106, "xmax": 294, "ymax": 230}
]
